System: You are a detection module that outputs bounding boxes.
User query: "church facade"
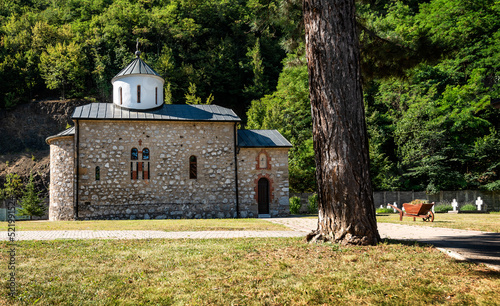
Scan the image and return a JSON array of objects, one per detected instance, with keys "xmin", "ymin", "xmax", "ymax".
[{"xmin": 46, "ymin": 53, "xmax": 291, "ymax": 220}]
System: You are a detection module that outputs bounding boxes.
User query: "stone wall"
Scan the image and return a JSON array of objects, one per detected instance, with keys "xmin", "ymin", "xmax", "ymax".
[
  {"xmin": 238, "ymin": 147, "xmax": 290, "ymax": 217},
  {"xmin": 48, "ymin": 137, "xmax": 75, "ymax": 220},
  {"xmin": 75, "ymin": 120, "xmax": 238, "ymax": 219}
]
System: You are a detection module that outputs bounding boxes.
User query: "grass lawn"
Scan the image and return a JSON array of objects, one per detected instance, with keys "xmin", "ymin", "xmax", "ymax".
[
  {"xmin": 376, "ymin": 213, "xmax": 500, "ymax": 233},
  {"xmin": 2, "ymin": 238, "xmax": 499, "ymax": 305},
  {"xmin": 0, "ymin": 218, "xmax": 290, "ymax": 232}
]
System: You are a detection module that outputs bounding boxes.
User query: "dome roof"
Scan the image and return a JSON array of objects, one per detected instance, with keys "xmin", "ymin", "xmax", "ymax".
[{"xmin": 111, "ymin": 56, "xmax": 162, "ymax": 83}]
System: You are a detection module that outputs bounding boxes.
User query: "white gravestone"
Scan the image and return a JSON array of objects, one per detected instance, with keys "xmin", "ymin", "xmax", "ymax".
[
  {"xmin": 475, "ymin": 197, "xmax": 483, "ymax": 211},
  {"xmin": 452, "ymin": 199, "xmax": 459, "ymax": 212},
  {"xmin": 389, "ymin": 203, "xmax": 397, "ymax": 213}
]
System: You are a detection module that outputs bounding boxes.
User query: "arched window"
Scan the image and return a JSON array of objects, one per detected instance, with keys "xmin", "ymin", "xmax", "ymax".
[
  {"xmin": 189, "ymin": 156, "xmax": 197, "ymax": 179},
  {"xmin": 142, "ymin": 148, "xmax": 150, "ymax": 160},
  {"xmin": 155, "ymin": 87, "xmax": 158, "ymax": 105},
  {"xmin": 131, "ymin": 148, "xmax": 138, "ymax": 160},
  {"xmin": 95, "ymin": 166, "xmax": 100, "ymax": 181},
  {"xmin": 119, "ymin": 87, "xmax": 123, "ymax": 105},
  {"xmin": 137, "ymin": 85, "xmax": 141, "ymax": 103}
]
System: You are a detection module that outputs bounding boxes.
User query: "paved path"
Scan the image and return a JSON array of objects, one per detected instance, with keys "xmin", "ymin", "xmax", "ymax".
[{"xmin": 2, "ymin": 217, "xmax": 499, "ymax": 271}]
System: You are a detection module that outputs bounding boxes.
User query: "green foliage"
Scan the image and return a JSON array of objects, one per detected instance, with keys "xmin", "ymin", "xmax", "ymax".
[
  {"xmin": 376, "ymin": 207, "xmax": 394, "ymax": 214},
  {"xmin": 17, "ymin": 173, "xmax": 46, "ymax": 219},
  {"xmin": 0, "ymin": 0, "xmax": 286, "ymax": 109},
  {"xmin": 459, "ymin": 203, "xmax": 477, "ymax": 212},
  {"xmin": 3, "ymin": 173, "xmax": 23, "ymax": 199},
  {"xmin": 289, "ymin": 196, "xmax": 301, "ymax": 214},
  {"xmin": 307, "ymin": 194, "xmax": 318, "ymax": 214},
  {"xmin": 434, "ymin": 204, "xmax": 453, "ymax": 213},
  {"xmin": 246, "ymin": 54, "xmax": 315, "ymax": 192}
]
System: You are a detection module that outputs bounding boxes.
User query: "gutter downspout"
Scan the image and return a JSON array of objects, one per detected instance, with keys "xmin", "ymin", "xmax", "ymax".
[
  {"xmin": 74, "ymin": 119, "xmax": 79, "ymax": 219},
  {"xmin": 234, "ymin": 123, "xmax": 239, "ymax": 218}
]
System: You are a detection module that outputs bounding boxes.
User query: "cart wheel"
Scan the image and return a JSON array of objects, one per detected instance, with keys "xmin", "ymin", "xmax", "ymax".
[{"xmin": 422, "ymin": 211, "xmax": 434, "ymax": 222}]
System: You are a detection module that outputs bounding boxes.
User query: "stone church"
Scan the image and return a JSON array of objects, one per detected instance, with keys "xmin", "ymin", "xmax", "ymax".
[{"xmin": 46, "ymin": 52, "xmax": 291, "ymax": 220}]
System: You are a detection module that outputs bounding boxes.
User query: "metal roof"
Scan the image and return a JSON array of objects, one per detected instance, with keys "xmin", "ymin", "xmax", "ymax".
[
  {"xmin": 111, "ymin": 57, "xmax": 161, "ymax": 82},
  {"xmin": 72, "ymin": 103, "xmax": 241, "ymax": 122},
  {"xmin": 238, "ymin": 130, "xmax": 292, "ymax": 148},
  {"xmin": 45, "ymin": 126, "xmax": 75, "ymax": 144}
]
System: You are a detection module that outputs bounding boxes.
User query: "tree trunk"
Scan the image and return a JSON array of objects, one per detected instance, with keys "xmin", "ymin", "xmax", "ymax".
[{"xmin": 304, "ymin": 0, "xmax": 380, "ymax": 245}]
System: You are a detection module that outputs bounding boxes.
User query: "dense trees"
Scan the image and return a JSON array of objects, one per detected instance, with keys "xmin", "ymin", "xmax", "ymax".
[
  {"xmin": 248, "ymin": 0, "xmax": 500, "ymax": 193},
  {"xmin": 0, "ymin": 0, "xmax": 285, "ymax": 114},
  {"xmin": 2, "ymin": 0, "xmax": 499, "ymax": 194}
]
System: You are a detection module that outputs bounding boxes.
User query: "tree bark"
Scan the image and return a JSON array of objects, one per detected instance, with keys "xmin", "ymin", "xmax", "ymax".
[{"xmin": 304, "ymin": 0, "xmax": 380, "ymax": 245}]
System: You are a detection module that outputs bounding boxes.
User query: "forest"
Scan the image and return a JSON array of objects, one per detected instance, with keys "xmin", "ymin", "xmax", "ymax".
[{"xmin": 1, "ymin": 0, "xmax": 499, "ymax": 193}]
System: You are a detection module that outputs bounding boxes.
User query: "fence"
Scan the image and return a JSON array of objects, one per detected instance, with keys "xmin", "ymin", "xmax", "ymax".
[
  {"xmin": 0, "ymin": 198, "xmax": 49, "ymax": 221},
  {"xmin": 291, "ymin": 190, "xmax": 500, "ymax": 212}
]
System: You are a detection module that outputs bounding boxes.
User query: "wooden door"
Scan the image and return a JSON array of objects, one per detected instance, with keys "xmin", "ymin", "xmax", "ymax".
[{"xmin": 258, "ymin": 178, "xmax": 269, "ymax": 214}]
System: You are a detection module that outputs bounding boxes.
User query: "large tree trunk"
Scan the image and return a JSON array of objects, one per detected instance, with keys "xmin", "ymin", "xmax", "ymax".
[{"xmin": 304, "ymin": 0, "xmax": 380, "ymax": 245}]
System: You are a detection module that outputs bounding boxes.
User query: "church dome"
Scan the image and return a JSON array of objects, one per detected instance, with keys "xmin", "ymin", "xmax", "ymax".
[{"xmin": 111, "ymin": 53, "xmax": 164, "ymax": 110}]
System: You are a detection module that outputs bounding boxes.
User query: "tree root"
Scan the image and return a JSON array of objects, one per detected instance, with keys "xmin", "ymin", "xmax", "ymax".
[{"xmin": 306, "ymin": 230, "xmax": 378, "ymax": 246}]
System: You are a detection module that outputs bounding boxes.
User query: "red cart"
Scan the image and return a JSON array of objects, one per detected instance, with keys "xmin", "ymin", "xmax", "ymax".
[{"xmin": 388, "ymin": 202, "xmax": 435, "ymax": 222}]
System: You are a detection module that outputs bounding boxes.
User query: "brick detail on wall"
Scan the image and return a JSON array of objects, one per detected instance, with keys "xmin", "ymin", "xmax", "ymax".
[
  {"xmin": 254, "ymin": 173, "xmax": 274, "ymax": 203},
  {"xmin": 255, "ymin": 149, "xmax": 271, "ymax": 170}
]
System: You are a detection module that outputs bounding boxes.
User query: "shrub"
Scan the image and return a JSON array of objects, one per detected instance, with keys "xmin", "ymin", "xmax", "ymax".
[
  {"xmin": 289, "ymin": 197, "xmax": 301, "ymax": 214},
  {"xmin": 434, "ymin": 204, "xmax": 453, "ymax": 213},
  {"xmin": 460, "ymin": 203, "xmax": 477, "ymax": 212},
  {"xmin": 307, "ymin": 194, "xmax": 318, "ymax": 214},
  {"xmin": 18, "ymin": 173, "xmax": 46, "ymax": 220},
  {"xmin": 376, "ymin": 207, "xmax": 394, "ymax": 214}
]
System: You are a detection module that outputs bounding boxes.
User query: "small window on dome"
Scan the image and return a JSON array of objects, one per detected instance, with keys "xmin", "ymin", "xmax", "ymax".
[
  {"xmin": 119, "ymin": 87, "xmax": 123, "ymax": 105},
  {"xmin": 155, "ymin": 87, "xmax": 158, "ymax": 105},
  {"xmin": 137, "ymin": 85, "xmax": 141, "ymax": 103}
]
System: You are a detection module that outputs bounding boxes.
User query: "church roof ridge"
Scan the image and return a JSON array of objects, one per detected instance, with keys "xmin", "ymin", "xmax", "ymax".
[
  {"xmin": 45, "ymin": 126, "xmax": 75, "ymax": 144},
  {"xmin": 238, "ymin": 129, "xmax": 292, "ymax": 148},
  {"xmin": 111, "ymin": 57, "xmax": 162, "ymax": 82},
  {"xmin": 72, "ymin": 103, "xmax": 241, "ymax": 122}
]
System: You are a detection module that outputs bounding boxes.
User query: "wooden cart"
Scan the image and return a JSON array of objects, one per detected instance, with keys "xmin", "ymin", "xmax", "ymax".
[{"xmin": 388, "ymin": 202, "xmax": 435, "ymax": 222}]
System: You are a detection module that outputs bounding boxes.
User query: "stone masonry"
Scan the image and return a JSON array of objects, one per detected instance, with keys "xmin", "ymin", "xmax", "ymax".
[
  {"xmin": 48, "ymin": 137, "xmax": 75, "ymax": 220},
  {"xmin": 76, "ymin": 120, "xmax": 238, "ymax": 220},
  {"xmin": 238, "ymin": 148, "xmax": 290, "ymax": 217}
]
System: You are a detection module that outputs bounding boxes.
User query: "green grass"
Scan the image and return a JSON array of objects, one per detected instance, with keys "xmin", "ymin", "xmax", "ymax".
[
  {"xmin": 1, "ymin": 238, "xmax": 499, "ymax": 305},
  {"xmin": 0, "ymin": 219, "xmax": 290, "ymax": 232},
  {"xmin": 377, "ymin": 213, "xmax": 500, "ymax": 232}
]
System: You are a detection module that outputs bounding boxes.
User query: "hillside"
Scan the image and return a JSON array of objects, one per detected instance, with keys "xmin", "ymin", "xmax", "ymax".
[{"xmin": 0, "ymin": 99, "xmax": 87, "ymax": 195}]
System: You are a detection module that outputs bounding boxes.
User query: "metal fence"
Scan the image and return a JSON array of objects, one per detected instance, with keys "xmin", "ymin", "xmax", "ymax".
[{"xmin": 291, "ymin": 190, "xmax": 500, "ymax": 212}]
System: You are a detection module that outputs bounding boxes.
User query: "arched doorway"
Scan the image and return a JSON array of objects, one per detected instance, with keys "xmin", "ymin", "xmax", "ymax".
[{"xmin": 258, "ymin": 178, "xmax": 270, "ymax": 214}]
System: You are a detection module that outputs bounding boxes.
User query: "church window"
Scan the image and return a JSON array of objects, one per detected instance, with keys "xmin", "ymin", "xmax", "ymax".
[
  {"xmin": 189, "ymin": 156, "xmax": 197, "ymax": 179},
  {"xmin": 95, "ymin": 166, "xmax": 100, "ymax": 181},
  {"xmin": 131, "ymin": 162, "xmax": 136, "ymax": 180},
  {"xmin": 142, "ymin": 148, "xmax": 150, "ymax": 160},
  {"xmin": 137, "ymin": 85, "xmax": 141, "ymax": 103},
  {"xmin": 144, "ymin": 162, "xmax": 150, "ymax": 180},
  {"xmin": 155, "ymin": 87, "xmax": 158, "ymax": 105},
  {"xmin": 119, "ymin": 87, "xmax": 123, "ymax": 105},
  {"xmin": 131, "ymin": 148, "xmax": 138, "ymax": 160}
]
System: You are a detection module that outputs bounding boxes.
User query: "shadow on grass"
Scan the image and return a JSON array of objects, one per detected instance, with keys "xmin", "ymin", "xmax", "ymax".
[{"xmin": 381, "ymin": 237, "xmax": 500, "ymax": 277}]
